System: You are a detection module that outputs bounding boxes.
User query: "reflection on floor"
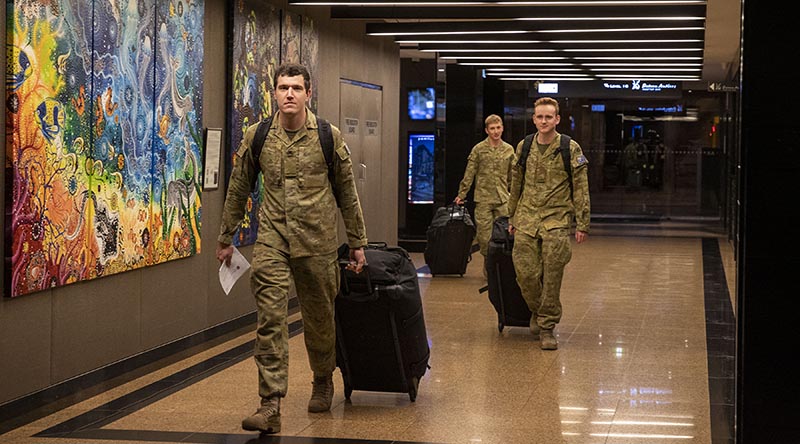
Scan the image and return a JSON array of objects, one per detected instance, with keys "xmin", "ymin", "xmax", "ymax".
[{"xmin": 0, "ymin": 223, "xmax": 736, "ymax": 444}]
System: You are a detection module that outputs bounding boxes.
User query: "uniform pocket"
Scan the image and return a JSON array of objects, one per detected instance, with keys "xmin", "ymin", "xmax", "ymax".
[
  {"xmin": 262, "ymin": 140, "xmax": 283, "ymax": 187},
  {"xmin": 544, "ymin": 228, "xmax": 572, "ymax": 266}
]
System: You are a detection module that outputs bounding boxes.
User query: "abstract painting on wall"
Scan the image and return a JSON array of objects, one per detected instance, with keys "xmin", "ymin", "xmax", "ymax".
[
  {"xmin": 4, "ymin": 0, "xmax": 205, "ymax": 298},
  {"xmin": 225, "ymin": 6, "xmax": 319, "ymax": 247},
  {"xmin": 227, "ymin": 0, "xmax": 280, "ymax": 246}
]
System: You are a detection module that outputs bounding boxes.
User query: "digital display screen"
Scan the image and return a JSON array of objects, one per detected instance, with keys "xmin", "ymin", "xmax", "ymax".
[
  {"xmin": 591, "ymin": 104, "xmax": 606, "ymax": 112},
  {"xmin": 407, "ymin": 133, "xmax": 435, "ymax": 204},
  {"xmin": 408, "ymin": 87, "xmax": 436, "ymax": 120}
]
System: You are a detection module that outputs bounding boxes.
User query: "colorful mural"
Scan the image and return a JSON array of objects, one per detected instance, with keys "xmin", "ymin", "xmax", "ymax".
[
  {"xmin": 226, "ymin": 5, "xmax": 319, "ymax": 247},
  {"xmin": 227, "ymin": 0, "xmax": 279, "ymax": 246},
  {"xmin": 4, "ymin": 0, "xmax": 204, "ymax": 298}
]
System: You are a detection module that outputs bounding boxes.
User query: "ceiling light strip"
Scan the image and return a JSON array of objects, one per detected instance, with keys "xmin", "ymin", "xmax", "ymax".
[
  {"xmin": 396, "ymin": 38, "xmax": 702, "ymax": 43},
  {"xmin": 328, "ymin": 5, "xmax": 708, "ymax": 20},
  {"xmin": 430, "ymin": 49, "xmax": 704, "ymax": 55},
  {"xmin": 485, "ymin": 64, "xmax": 702, "ymax": 69},
  {"xmin": 446, "ymin": 56, "xmax": 702, "ymax": 60},
  {"xmin": 371, "ymin": 27, "xmax": 704, "ymax": 36},
  {"xmin": 292, "ymin": 1, "xmax": 705, "ymax": 5}
]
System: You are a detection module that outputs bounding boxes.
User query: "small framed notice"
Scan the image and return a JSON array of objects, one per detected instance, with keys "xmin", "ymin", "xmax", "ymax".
[{"xmin": 203, "ymin": 128, "xmax": 222, "ymax": 190}]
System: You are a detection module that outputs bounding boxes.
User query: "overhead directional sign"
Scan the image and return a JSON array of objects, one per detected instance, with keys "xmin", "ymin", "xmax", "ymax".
[{"xmin": 708, "ymin": 82, "xmax": 739, "ymax": 92}]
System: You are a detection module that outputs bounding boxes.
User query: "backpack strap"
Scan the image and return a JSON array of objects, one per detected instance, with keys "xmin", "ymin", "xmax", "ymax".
[
  {"xmin": 317, "ymin": 117, "xmax": 337, "ymax": 205},
  {"xmin": 557, "ymin": 134, "xmax": 573, "ymax": 197},
  {"xmin": 250, "ymin": 114, "xmax": 275, "ymax": 190},
  {"xmin": 516, "ymin": 133, "xmax": 535, "ymax": 171}
]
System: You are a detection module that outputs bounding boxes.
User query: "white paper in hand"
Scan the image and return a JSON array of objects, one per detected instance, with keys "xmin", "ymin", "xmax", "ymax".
[{"xmin": 219, "ymin": 246, "xmax": 251, "ymax": 295}]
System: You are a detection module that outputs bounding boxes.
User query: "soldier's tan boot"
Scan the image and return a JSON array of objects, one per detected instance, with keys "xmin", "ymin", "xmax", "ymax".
[
  {"xmin": 540, "ymin": 329, "xmax": 558, "ymax": 350},
  {"xmin": 529, "ymin": 321, "xmax": 541, "ymax": 340},
  {"xmin": 308, "ymin": 374, "xmax": 334, "ymax": 413},
  {"xmin": 242, "ymin": 397, "xmax": 281, "ymax": 433}
]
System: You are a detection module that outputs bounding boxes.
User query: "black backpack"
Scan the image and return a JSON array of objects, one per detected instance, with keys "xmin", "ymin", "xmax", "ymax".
[
  {"xmin": 249, "ymin": 114, "xmax": 337, "ymax": 203},
  {"xmin": 517, "ymin": 133, "xmax": 573, "ymax": 196}
]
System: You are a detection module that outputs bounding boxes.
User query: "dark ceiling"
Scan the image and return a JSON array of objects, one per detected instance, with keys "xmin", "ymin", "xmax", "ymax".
[{"xmin": 290, "ymin": 0, "xmax": 741, "ymax": 85}]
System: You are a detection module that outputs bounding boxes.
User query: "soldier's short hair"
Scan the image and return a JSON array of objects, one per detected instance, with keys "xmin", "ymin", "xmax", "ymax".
[
  {"xmin": 484, "ymin": 114, "xmax": 503, "ymax": 128},
  {"xmin": 274, "ymin": 63, "xmax": 311, "ymax": 92},
  {"xmin": 534, "ymin": 97, "xmax": 560, "ymax": 115}
]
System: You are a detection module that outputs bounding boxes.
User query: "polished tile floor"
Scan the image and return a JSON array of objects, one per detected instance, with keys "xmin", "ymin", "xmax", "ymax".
[{"xmin": 0, "ymin": 223, "xmax": 736, "ymax": 444}]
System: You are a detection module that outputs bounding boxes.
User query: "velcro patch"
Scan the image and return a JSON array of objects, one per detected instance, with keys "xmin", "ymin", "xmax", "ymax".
[{"xmin": 336, "ymin": 143, "xmax": 351, "ymax": 160}]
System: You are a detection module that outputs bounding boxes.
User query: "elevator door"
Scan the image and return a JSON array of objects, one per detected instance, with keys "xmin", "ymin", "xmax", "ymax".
[{"xmin": 339, "ymin": 80, "xmax": 383, "ymax": 241}]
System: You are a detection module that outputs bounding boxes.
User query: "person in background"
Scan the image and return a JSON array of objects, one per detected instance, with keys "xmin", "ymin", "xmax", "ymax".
[
  {"xmin": 454, "ymin": 114, "xmax": 515, "ymax": 277},
  {"xmin": 508, "ymin": 97, "xmax": 590, "ymax": 350},
  {"xmin": 217, "ymin": 63, "xmax": 367, "ymax": 433}
]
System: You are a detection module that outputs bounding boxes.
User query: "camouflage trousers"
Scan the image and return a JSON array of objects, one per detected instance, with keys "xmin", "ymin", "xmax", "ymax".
[
  {"xmin": 512, "ymin": 228, "xmax": 572, "ymax": 330},
  {"xmin": 250, "ymin": 243, "xmax": 340, "ymax": 399},
  {"xmin": 474, "ymin": 202, "xmax": 509, "ymax": 256}
]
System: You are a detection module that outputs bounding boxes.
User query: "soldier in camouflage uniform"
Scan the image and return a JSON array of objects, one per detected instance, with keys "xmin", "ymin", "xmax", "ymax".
[
  {"xmin": 217, "ymin": 63, "xmax": 367, "ymax": 433},
  {"xmin": 508, "ymin": 97, "xmax": 590, "ymax": 351},
  {"xmin": 455, "ymin": 115, "xmax": 514, "ymax": 274}
]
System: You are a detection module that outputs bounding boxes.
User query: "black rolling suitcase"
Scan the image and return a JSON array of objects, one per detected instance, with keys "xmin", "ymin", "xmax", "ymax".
[
  {"xmin": 483, "ymin": 216, "xmax": 532, "ymax": 332},
  {"xmin": 335, "ymin": 243, "xmax": 430, "ymax": 402},
  {"xmin": 424, "ymin": 203, "xmax": 476, "ymax": 276}
]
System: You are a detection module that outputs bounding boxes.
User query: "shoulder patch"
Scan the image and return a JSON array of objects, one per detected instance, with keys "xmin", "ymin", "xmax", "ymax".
[
  {"xmin": 236, "ymin": 142, "xmax": 249, "ymax": 157},
  {"xmin": 576, "ymin": 154, "xmax": 588, "ymax": 166},
  {"xmin": 336, "ymin": 143, "xmax": 351, "ymax": 160}
]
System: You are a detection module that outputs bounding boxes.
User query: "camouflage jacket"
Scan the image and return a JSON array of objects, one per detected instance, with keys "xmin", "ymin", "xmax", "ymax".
[
  {"xmin": 456, "ymin": 138, "xmax": 514, "ymax": 204},
  {"xmin": 218, "ymin": 110, "xmax": 368, "ymax": 256},
  {"xmin": 508, "ymin": 132, "xmax": 591, "ymax": 235}
]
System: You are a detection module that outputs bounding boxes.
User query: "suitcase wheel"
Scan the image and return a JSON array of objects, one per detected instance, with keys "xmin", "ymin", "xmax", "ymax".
[
  {"xmin": 408, "ymin": 377, "xmax": 419, "ymax": 402},
  {"xmin": 498, "ymin": 322, "xmax": 505, "ymax": 333}
]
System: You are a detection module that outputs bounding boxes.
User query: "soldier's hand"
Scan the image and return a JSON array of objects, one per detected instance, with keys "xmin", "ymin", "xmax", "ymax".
[
  {"xmin": 508, "ymin": 222, "xmax": 516, "ymax": 235},
  {"xmin": 216, "ymin": 242, "xmax": 234, "ymax": 266},
  {"xmin": 348, "ymin": 247, "xmax": 367, "ymax": 274},
  {"xmin": 454, "ymin": 196, "xmax": 464, "ymax": 205},
  {"xmin": 575, "ymin": 231, "xmax": 588, "ymax": 244}
]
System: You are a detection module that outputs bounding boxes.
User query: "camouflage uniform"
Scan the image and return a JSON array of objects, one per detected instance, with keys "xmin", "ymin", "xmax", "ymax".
[
  {"xmin": 508, "ymin": 132, "xmax": 590, "ymax": 331},
  {"xmin": 456, "ymin": 138, "xmax": 515, "ymax": 256},
  {"xmin": 219, "ymin": 110, "xmax": 367, "ymax": 399}
]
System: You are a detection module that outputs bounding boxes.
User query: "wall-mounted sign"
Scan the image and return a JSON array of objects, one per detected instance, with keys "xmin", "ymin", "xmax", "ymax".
[
  {"xmin": 530, "ymin": 80, "xmax": 683, "ymax": 99},
  {"xmin": 708, "ymin": 82, "xmax": 739, "ymax": 92},
  {"xmin": 537, "ymin": 82, "xmax": 559, "ymax": 94},
  {"xmin": 636, "ymin": 105, "xmax": 685, "ymax": 114},
  {"xmin": 344, "ymin": 117, "xmax": 359, "ymax": 135},
  {"xmin": 365, "ymin": 120, "xmax": 379, "ymax": 137},
  {"xmin": 602, "ymin": 81, "xmax": 679, "ymax": 92}
]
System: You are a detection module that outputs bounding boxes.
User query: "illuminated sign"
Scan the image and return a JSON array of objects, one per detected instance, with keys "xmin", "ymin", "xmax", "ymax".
[
  {"xmin": 602, "ymin": 81, "xmax": 679, "ymax": 92},
  {"xmin": 537, "ymin": 82, "xmax": 559, "ymax": 94},
  {"xmin": 591, "ymin": 104, "xmax": 606, "ymax": 112},
  {"xmin": 637, "ymin": 105, "xmax": 684, "ymax": 114}
]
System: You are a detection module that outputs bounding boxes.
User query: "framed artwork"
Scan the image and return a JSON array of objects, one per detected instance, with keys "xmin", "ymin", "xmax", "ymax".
[
  {"xmin": 302, "ymin": 15, "xmax": 320, "ymax": 112},
  {"xmin": 281, "ymin": 11, "xmax": 301, "ymax": 65},
  {"xmin": 4, "ymin": 0, "xmax": 204, "ymax": 298},
  {"xmin": 203, "ymin": 128, "xmax": 223, "ymax": 190}
]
